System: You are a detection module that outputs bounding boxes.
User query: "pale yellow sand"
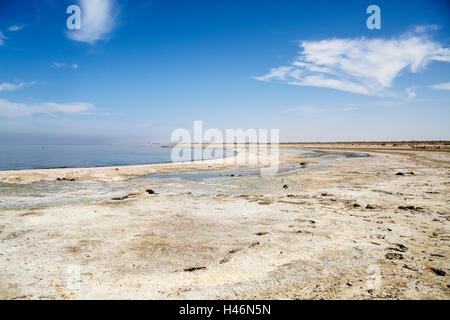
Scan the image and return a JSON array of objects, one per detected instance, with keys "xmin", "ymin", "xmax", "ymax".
[{"xmin": 0, "ymin": 144, "xmax": 449, "ymax": 299}]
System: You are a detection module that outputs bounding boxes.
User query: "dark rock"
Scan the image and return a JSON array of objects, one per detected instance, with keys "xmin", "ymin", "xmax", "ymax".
[
  {"xmin": 254, "ymin": 232, "xmax": 269, "ymax": 236},
  {"xmin": 385, "ymin": 252, "xmax": 404, "ymax": 260},
  {"xmin": 430, "ymin": 268, "xmax": 446, "ymax": 276},
  {"xmin": 353, "ymin": 203, "xmax": 361, "ymax": 208},
  {"xmin": 389, "ymin": 244, "xmax": 407, "ymax": 252},
  {"xmin": 321, "ymin": 192, "xmax": 328, "ymax": 196},
  {"xmin": 395, "ymin": 172, "xmax": 404, "ymax": 176},
  {"xmin": 283, "ymin": 184, "xmax": 289, "ymax": 189},
  {"xmin": 403, "ymin": 264, "xmax": 416, "ymax": 271},
  {"xmin": 249, "ymin": 241, "xmax": 260, "ymax": 247},
  {"xmin": 299, "ymin": 162, "xmax": 307, "ymax": 166},
  {"xmin": 408, "ymin": 172, "xmax": 415, "ymax": 175},
  {"xmin": 146, "ymin": 189, "xmax": 155, "ymax": 194},
  {"xmin": 365, "ymin": 204, "xmax": 375, "ymax": 210},
  {"xmin": 398, "ymin": 205, "xmax": 415, "ymax": 210},
  {"xmin": 183, "ymin": 266, "xmax": 206, "ymax": 272},
  {"xmin": 56, "ymin": 177, "xmax": 76, "ymax": 181},
  {"xmin": 398, "ymin": 206, "xmax": 424, "ymax": 212}
]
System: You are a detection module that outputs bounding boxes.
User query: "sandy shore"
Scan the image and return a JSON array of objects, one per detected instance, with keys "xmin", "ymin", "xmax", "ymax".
[{"xmin": 0, "ymin": 143, "xmax": 449, "ymax": 299}]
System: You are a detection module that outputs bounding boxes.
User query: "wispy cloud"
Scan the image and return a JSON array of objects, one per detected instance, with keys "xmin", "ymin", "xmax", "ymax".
[
  {"xmin": 254, "ymin": 26, "xmax": 450, "ymax": 96},
  {"xmin": 0, "ymin": 99, "xmax": 95, "ymax": 118},
  {"xmin": 66, "ymin": 0, "xmax": 119, "ymax": 44},
  {"xmin": 0, "ymin": 81, "xmax": 35, "ymax": 92},
  {"xmin": 7, "ymin": 25, "xmax": 24, "ymax": 32},
  {"xmin": 282, "ymin": 105, "xmax": 320, "ymax": 114},
  {"xmin": 282, "ymin": 104, "xmax": 358, "ymax": 115},
  {"xmin": 0, "ymin": 31, "xmax": 5, "ymax": 46},
  {"xmin": 51, "ymin": 62, "xmax": 79, "ymax": 69},
  {"xmin": 429, "ymin": 82, "xmax": 450, "ymax": 91},
  {"xmin": 406, "ymin": 87, "xmax": 416, "ymax": 99}
]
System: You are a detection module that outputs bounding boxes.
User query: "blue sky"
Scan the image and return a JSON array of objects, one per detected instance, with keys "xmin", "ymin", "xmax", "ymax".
[{"xmin": 0, "ymin": 0, "xmax": 449, "ymax": 143}]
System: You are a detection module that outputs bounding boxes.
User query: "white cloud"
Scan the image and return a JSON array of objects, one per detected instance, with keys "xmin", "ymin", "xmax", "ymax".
[
  {"xmin": 254, "ymin": 26, "xmax": 450, "ymax": 96},
  {"xmin": 52, "ymin": 62, "xmax": 65, "ymax": 68},
  {"xmin": 51, "ymin": 62, "xmax": 79, "ymax": 69},
  {"xmin": 66, "ymin": 0, "xmax": 119, "ymax": 44},
  {"xmin": 282, "ymin": 105, "xmax": 320, "ymax": 114},
  {"xmin": 7, "ymin": 25, "xmax": 24, "ymax": 32},
  {"xmin": 406, "ymin": 87, "xmax": 416, "ymax": 99},
  {"xmin": 0, "ymin": 31, "xmax": 5, "ymax": 46},
  {"xmin": 429, "ymin": 82, "xmax": 450, "ymax": 91},
  {"xmin": 0, "ymin": 99, "xmax": 94, "ymax": 118},
  {"xmin": 0, "ymin": 81, "xmax": 35, "ymax": 92}
]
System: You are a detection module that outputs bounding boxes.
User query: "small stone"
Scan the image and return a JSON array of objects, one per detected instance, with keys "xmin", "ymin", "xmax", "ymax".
[
  {"xmin": 430, "ymin": 268, "xmax": 446, "ymax": 276},
  {"xmin": 395, "ymin": 172, "xmax": 404, "ymax": 176},
  {"xmin": 283, "ymin": 184, "xmax": 289, "ymax": 189},
  {"xmin": 146, "ymin": 189, "xmax": 155, "ymax": 194},
  {"xmin": 385, "ymin": 252, "xmax": 403, "ymax": 260}
]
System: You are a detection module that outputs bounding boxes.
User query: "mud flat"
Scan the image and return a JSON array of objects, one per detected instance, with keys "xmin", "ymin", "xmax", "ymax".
[{"xmin": 0, "ymin": 144, "xmax": 449, "ymax": 299}]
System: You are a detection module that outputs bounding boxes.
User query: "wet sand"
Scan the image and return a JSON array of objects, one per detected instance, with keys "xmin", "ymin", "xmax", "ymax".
[{"xmin": 0, "ymin": 143, "xmax": 449, "ymax": 299}]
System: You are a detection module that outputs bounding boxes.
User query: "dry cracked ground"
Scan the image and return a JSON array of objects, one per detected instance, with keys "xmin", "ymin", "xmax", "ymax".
[{"xmin": 0, "ymin": 146, "xmax": 449, "ymax": 299}]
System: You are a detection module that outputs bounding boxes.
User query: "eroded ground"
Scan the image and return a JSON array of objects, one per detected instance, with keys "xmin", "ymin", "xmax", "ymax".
[{"xmin": 0, "ymin": 145, "xmax": 449, "ymax": 299}]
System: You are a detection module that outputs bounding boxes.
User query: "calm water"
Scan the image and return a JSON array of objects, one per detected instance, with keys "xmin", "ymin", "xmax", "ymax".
[{"xmin": 0, "ymin": 145, "xmax": 235, "ymax": 171}]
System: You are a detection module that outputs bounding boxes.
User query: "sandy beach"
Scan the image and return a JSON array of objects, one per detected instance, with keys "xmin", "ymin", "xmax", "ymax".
[{"xmin": 0, "ymin": 143, "xmax": 449, "ymax": 299}]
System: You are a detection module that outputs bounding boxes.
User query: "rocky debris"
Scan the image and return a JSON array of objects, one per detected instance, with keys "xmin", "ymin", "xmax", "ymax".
[
  {"xmin": 395, "ymin": 171, "xmax": 415, "ymax": 176},
  {"xmin": 254, "ymin": 232, "xmax": 269, "ymax": 236},
  {"xmin": 220, "ymin": 248, "xmax": 242, "ymax": 264},
  {"xmin": 321, "ymin": 192, "xmax": 328, "ymax": 196},
  {"xmin": 398, "ymin": 206, "xmax": 425, "ymax": 212},
  {"xmin": 249, "ymin": 241, "xmax": 260, "ymax": 248},
  {"xmin": 353, "ymin": 203, "xmax": 361, "ymax": 208},
  {"xmin": 403, "ymin": 264, "xmax": 417, "ymax": 271},
  {"xmin": 299, "ymin": 162, "xmax": 307, "ymax": 166},
  {"xmin": 365, "ymin": 204, "xmax": 375, "ymax": 210},
  {"xmin": 56, "ymin": 177, "xmax": 76, "ymax": 181},
  {"xmin": 389, "ymin": 244, "xmax": 408, "ymax": 252},
  {"xmin": 430, "ymin": 253, "xmax": 444, "ymax": 258},
  {"xmin": 146, "ymin": 189, "xmax": 155, "ymax": 194},
  {"xmin": 219, "ymin": 257, "xmax": 230, "ymax": 264},
  {"xmin": 385, "ymin": 252, "xmax": 404, "ymax": 260},
  {"xmin": 283, "ymin": 184, "xmax": 289, "ymax": 189},
  {"xmin": 430, "ymin": 268, "xmax": 446, "ymax": 276},
  {"xmin": 111, "ymin": 193, "xmax": 138, "ymax": 201},
  {"xmin": 183, "ymin": 266, "xmax": 206, "ymax": 272}
]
